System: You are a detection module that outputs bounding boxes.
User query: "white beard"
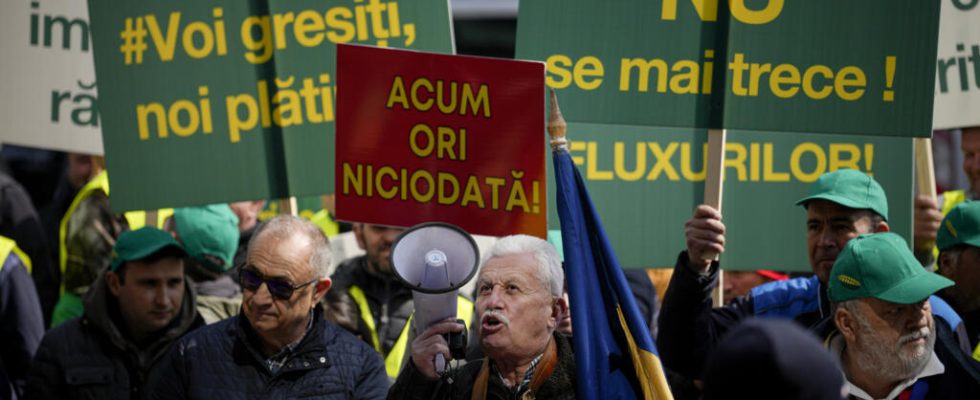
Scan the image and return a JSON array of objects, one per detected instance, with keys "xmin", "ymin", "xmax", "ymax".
[{"xmin": 852, "ymin": 313, "xmax": 935, "ymax": 382}]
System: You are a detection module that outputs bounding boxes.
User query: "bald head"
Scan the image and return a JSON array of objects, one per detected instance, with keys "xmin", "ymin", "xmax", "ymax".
[{"xmin": 250, "ymin": 215, "xmax": 332, "ymax": 278}]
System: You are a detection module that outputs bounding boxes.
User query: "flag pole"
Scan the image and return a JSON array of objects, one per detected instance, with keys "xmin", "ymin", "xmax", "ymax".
[{"xmin": 548, "ymin": 90, "xmax": 568, "ymax": 152}]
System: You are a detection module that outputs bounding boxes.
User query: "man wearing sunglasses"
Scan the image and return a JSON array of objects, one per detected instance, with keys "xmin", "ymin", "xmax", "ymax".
[{"xmin": 150, "ymin": 215, "xmax": 388, "ymax": 399}]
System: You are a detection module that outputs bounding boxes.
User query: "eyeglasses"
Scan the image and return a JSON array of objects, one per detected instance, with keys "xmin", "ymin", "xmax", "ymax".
[{"xmin": 239, "ymin": 268, "xmax": 317, "ymax": 300}]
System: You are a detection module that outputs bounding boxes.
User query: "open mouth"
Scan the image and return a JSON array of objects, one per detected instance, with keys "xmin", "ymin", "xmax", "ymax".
[{"xmin": 481, "ymin": 314, "xmax": 506, "ymax": 334}]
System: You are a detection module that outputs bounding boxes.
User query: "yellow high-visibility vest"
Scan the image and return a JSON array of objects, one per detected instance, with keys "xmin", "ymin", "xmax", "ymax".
[
  {"xmin": 310, "ymin": 209, "xmax": 340, "ymax": 237},
  {"xmin": 0, "ymin": 236, "xmax": 31, "ymax": 274},
  {"xmin": 57, "ymin": 171, "xmax": 172, "ymax": 293},
  {"xmin": 941, "ymin": 190, "xmax": 968, "ymax": 216},
  {"xmin": 348, "ymin": 285, "xmax": 475, "ymax": 378}
]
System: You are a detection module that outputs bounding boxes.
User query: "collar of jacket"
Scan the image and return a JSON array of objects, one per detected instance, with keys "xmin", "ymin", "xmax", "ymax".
[
  {"xmin": 478, "ymin": 333, "xmax": 576, "ymax": 399},
  {"xmin": 819, "ymin": 279, "xmax": 831, "ymax": 319},
  {"xmin": 234, "ymin": 304, "xmax": 334, "ymax": 375}
]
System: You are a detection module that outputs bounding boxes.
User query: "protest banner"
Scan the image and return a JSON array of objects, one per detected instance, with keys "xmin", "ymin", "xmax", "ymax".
[
  {"xmin": 86, "ymin": 0, "xmax": 453, "ymax": 212},
  {"xmin": 933, "ymin": 0, "xmax": 980, "ymax": 130},
  {"xmin": 0, "ymin": 0, "xmax": 103, "ymax": 155},
  {"xmin": 518, "ymin": 0, "xmax": 936, "ymax": 271},
  {"xmin": 521, "ymin": 0, "xmax": 939, "ymax": 137},
  {"xmin": 335, "ymin": 44, "xmax": 546, "ymax": 237}
]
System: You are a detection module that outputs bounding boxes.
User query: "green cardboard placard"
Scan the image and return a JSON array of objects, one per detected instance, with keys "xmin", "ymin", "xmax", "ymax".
[
  {"xmin": 518, "ymin": 1, "xmax": 928, "ymax": 270},
  {"xmin": 519, "ymin": 0, "xmax": 940, "ymax": 137},
  {"xmin": 541, "ymin": 126, "xmax": 912, "ymax": 271},
  {"xmin": 87, "ymin": 0, "xmax": 453, "ymax": 212}
]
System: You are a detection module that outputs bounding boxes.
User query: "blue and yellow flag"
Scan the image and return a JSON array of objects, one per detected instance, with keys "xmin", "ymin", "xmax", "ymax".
[{"xmin": 554, "ymin": 147, "xmax": 674, "ymax": 400}]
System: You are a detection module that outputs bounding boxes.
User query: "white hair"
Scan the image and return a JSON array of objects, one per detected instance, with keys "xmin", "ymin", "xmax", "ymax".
[
  {"xmin": 250, "ymin": 215, "xmax": 332, "ymax": 278},
  {"xmin": 483, "ymin": 234, "xmax": 563, "ymax": 297}
]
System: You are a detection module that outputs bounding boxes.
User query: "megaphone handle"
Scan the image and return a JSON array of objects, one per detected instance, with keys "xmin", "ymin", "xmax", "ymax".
[{"xmin": 434, "ymin": 353, "xmax": 446, "ymax": 374}]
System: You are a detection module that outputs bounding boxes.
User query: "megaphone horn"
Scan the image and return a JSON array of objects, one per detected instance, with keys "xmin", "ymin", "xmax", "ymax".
[
  {"xmin": 389, "ymin": 222, "xmax": 479, "ymax": 372},
  {"xmin": 390, "ymin": 222, "xmax": 479, "ymax": 294}
]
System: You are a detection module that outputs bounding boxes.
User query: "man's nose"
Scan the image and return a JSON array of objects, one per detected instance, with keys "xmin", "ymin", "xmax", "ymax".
[
  {"xmin": 154, "ymin": 285, "xmax": 172, "ymax": 308},
  {"xmin": 382, "ymin": 229, "xmax": 401, "ymax": 244},
  {"xmin": 907, "ymin": 301, "xmax": 929, "ymax": 326},
  {"xmin": 251, "ymin": 282, "xmax": 274, "ymax": 305},
  {"xmin": 817, "ymin": 227, "xmax": 837, "ymax": 247},
  {"xmin": 484, "ymin": 286, "xmax": 504, "ymax": 308}
]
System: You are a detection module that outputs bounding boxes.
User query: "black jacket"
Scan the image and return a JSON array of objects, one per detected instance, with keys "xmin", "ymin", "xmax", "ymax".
[
  {"xmin": 389, "ymin": 334, "xmax": 576, "ymax": 400},
  {"xmin": 25, "ymin": 270, "xmax": 203, "ymax": 400},
  {"xmin": 330, "ymin": 256, "xmax": 414, "ymax": 356},
  {"xmin": 150, "ymin": 305, "xmax": 388, "ymax": 400},
  {"xmin": 657, "ymin": 251, "xmax": 831, "ymax": 380}
]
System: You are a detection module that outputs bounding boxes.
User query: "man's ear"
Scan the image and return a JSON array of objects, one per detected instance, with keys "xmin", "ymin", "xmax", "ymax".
[
  {"xmin": 353, "ymin": 224, "xmax": 366, "ymax": 250},
  {"xmin": 834, "ymin": 305, "xmax": 857, "ymax": 343},
  {"xmin": 874, "ymin": 221, "xmax": 890, "ymax": 233},
  {"xmin": 106, "ymin": 271, "xmax": 122, "ymax": 296},
  {"xmin": 937, "ymin": 252, "xmax": 957, "ymax": 280},
  {"xmin": 312, "ymin": 277, "xmax": 332, "ymax": 305},
  {"xmin": 550, "ymin": 295, "xmax": 569, "ymax": 329}
]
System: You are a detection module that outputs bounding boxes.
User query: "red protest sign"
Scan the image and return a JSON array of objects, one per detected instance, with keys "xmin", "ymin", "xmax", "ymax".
[{"xmin": 335, "ymin": 44, "xmax": 546, "ymax": 238}]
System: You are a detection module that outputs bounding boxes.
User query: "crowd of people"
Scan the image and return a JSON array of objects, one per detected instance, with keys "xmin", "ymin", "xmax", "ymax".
[{"xmin": 0, "ymin": 130, "xmax": 979, "ymax": 399}]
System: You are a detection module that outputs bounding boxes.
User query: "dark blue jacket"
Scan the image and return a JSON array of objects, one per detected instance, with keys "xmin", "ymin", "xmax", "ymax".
[{"xmin": 150, "ymin": 306, "xmax": 388, "ymax": 400}]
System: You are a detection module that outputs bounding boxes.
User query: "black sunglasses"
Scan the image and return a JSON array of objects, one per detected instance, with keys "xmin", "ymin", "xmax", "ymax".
[{"xmin": 240, "ymin": 268, "xmax": 317, "ymax": 300}]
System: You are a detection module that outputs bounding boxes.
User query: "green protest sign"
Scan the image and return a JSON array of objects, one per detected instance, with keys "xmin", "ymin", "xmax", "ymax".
[
  {"xmin": 519, "ymin": 0, "xmax": 940, "ymax": 137},
  {"xmin": 933, "ymin": 0, "xmax": 980, "ymax": 129},
  {"xmin": 87, "ymin": 0, "xmax": 452, "ymax": 212},
  {"xmin": 518, "ymin": 1, "xmax": 926, "ymax": 270},
  {"xmin": 540, "ymin": 126, "xmax": 912, "ymax": 271},
  {"xmin": 1, "ymin": 0, "xmax": 104, "ymax": 155}
]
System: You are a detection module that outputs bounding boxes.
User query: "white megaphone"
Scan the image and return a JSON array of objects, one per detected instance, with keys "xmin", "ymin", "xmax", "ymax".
[{"xmin": 390, "ymin": 222, "xmax": 479, "ymax": 373}]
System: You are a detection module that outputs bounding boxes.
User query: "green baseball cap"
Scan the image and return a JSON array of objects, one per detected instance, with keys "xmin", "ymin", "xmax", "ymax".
[
  {"xmin": 111, "ymin": 227, "xmax": 185, "ymax": 271},
  {"xmin": 828, "ymin": 232, "xmax": 953, "ymax": 304},
  {"xmin": 937, "ymin": 201, "xmax": 980, "ymax": 251},
  {"xmin": 795, "ymin": 169, "xmax": 889, "ymax": 221},
  {"xmin": 173, "ymin": 204, "xmax": 240, "ymax": 273}
]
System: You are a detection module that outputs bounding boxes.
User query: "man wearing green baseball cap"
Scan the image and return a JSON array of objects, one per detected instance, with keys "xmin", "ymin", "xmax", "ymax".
[
  {"xmin": 170, "ymin": 204, "xmax": 241, "ymax": 324},
  {"xmin": 824, "ymin": 232, "xmax": 980, "ymax": 399},
  {"xmin": 26, "ymin": 227, "xmax": 204, "ymax": 399},
  {"xmin": 936, "ymin": 201, "xmax": 980, "ymax": 360},
  {"xmin": 659, "ymin": 169, "xmax": 969, "ymax": 384}
]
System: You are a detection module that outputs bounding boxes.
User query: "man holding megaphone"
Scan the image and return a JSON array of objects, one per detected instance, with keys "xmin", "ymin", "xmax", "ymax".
[
  {"xmin": 329, "ymin": 223, "xmax": 477, "ymax": 380},
  {"xmin": 389, "ymin": 234, "xmax": 576, "ymax": 400}
]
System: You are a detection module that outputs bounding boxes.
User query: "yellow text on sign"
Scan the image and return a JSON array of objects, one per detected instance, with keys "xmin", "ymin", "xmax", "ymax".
[{"xmin": 569, "ymin": 140, "xmax": 874, "ymax": 183}]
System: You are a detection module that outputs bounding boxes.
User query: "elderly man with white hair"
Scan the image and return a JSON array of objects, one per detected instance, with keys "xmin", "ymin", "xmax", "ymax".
[{"xmin": 389, "ymin": 234, "xmax": 576, "ymax": 400}]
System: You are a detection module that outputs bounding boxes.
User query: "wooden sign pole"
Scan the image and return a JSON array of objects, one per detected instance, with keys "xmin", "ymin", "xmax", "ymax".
[
  {"xmin": 703, "ymin": 128, "xmax": 727, "ymax": 307},
  {"xmin": 914, "ymin": 138, "xmax": 937, "ymax": 199},
  {"xmin": 914, "ymin": 137, "xmax": 937, "ymax": 251},
  {"xmin": 279, "ymin": 197, "xmax": 298, "ymax": 216}
]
